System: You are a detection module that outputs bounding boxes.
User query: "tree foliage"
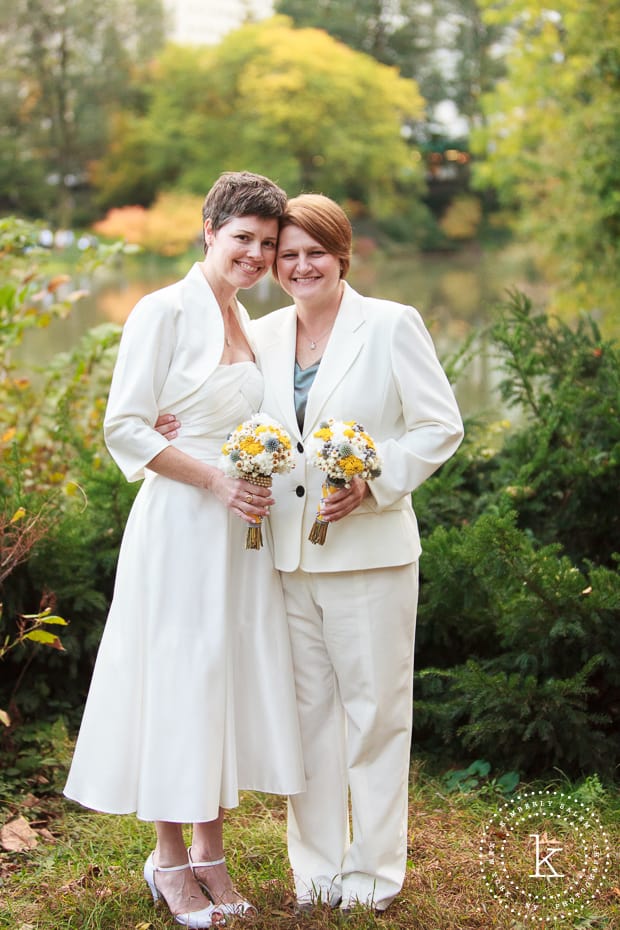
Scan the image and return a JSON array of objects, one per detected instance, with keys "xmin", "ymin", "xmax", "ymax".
[
  {"xmin": 472, "ymin": 0, "xmax": 620, "ymax": 316},
  {"xmin": 274, "ymin": 0, "xmax": 506, "ymax": 117},
  {"xmin": 0, "ymin": 0, "xmax": 165, "ymax": 224},
  {"xmin": 92, "ymin": 193, "xmax": 204, "ymax": 255},
  {"xmin": 94, "ymin": 17, "xmax": 426, "ymax": 216}
]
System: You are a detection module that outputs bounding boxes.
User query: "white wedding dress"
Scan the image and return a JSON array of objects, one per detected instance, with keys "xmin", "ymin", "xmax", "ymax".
[{"xmin": 64, "ymin": 361, "xmax": 305, "ymax": 822}]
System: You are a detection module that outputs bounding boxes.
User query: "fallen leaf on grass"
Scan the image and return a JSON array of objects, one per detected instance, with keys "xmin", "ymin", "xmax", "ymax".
[
  {"xmin": 0, "ymin": 856, "xmax": 17, "ymax": 878},
  {"xmin": 59, "ymin": 864, "xmax": 102, "ymax": 892},
  {"xmin": 135, "ymin": 922, "xmax": 154, "ymax": 929},
  {"xmin": 0, "ymin": 816, "xmax": 38, "ymax": 851},
  {"xmin": 20, "ymin": 794, "xmax": 40, "ymax": 810},
  {"xmin": 37, "ymin": 828, "xmax": 56, "ymax": 844},
  {"xmin": 95, "ymin": 887, "xmax": 113, "ymax": 898}
]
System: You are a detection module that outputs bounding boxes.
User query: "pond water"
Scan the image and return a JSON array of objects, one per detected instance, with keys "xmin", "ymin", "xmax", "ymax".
[{"xmin": 17, "ymin": 242, "xmax": 546, "ymax": 420}]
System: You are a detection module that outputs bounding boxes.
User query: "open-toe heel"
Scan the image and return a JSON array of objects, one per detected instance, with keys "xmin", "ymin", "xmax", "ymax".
[
  {"xmin": 144, "ymin": 852, "xmax": 226, "ymax": 927},
  {"xmin": 188, "ymin": 848, "xmax": 257, "ymax": 918}
]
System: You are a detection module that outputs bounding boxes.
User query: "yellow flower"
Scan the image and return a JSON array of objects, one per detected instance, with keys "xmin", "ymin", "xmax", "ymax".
[
  {"xmin": 360, "ymin": 432, "xmax": 376, "ymax": 448},
  {"xmin": 343, "ymin": 428, "xmax": 355, "ymax": 438},
  {"xmin": 314, "ymin": 427, "xmax": 333, "ymax": 441},
  {"xmin": 338, "ymin": 455, "xmax": 364, "ymax": 477},
  {"xmin": 240, "ymin": 438, "xmax": 264, "ymax": 456}
]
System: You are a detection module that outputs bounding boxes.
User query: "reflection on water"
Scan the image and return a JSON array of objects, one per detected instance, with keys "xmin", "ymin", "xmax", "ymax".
[{"xmin": 16, "ymin": 244, "xmax": 546, "ymax": 419}]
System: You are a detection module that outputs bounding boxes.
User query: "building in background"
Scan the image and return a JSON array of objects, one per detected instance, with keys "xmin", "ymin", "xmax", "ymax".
[{"xmin": 164, "ymin": 0, "xmax": 274, "ymax": 46}]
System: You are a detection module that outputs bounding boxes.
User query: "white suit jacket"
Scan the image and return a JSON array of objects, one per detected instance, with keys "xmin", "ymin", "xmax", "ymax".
[
  {"xmin": 104, "ymin": 263, "xmax": 251, "ymax": 481},
  {"xmin": 252, "ymin": 282, "xmax": 464, "ymax": 573}
]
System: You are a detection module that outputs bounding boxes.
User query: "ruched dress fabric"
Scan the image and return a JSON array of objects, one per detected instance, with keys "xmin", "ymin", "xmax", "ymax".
[{"xmin": 64, "ymin": 295, "xmax": 305, "ymax": 822}]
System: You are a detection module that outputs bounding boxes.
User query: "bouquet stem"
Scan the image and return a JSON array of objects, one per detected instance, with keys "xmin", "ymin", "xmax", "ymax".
[
  {"xmin": 245, "ymin": 475, "xmax": 272, "ymax": 550},
  {"xmin": 308, "ymin": 481, "xmax": 341, "ymax": 546}
]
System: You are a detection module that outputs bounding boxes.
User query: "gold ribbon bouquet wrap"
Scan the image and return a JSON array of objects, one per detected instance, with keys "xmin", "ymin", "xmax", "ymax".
[
  {"xmin": 220, "ymin": 414, "xmax": 294, "ymax": 549},
  {"xmin": 306, "ymin": 419, "xmax": 382, "ymax": 545}
]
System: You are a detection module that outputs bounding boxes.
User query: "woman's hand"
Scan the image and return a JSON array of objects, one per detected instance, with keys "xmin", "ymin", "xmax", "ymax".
[
  {"xmin": 207, "ymin": 471, "xmax": 274, "ymax": 525},
  {"xmin": 154, "ymin": 413, "xmax": 180, "ymax": 439},
  {"xmin": 318, "ymin": 476, "xmax": 369, "ymax": 523},
  {"xmin": 151, "ymin": 414, "xmax": 273, "ymax": 523}
]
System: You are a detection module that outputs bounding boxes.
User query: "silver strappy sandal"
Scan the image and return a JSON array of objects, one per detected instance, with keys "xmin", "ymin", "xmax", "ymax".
[
  {"xmin": 188, "ymin": 848, "xmax": 257, "ymax": 918},
  {"xmin": 144, "ymin": 851, "xmax": 226, "ymax": 928}
]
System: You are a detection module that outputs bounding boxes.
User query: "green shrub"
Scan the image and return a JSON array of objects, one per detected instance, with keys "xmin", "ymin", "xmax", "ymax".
[
  {"xmin": 415, "ymin": 505, "xmax": 620, "ymax": 774},
  {"xmin": 1, "ymin": 463, "xmax": 136, "ymax": 722},
  {"xmin": 488, "ymin": 291, "xmax": 620, "ymax": 566},
  {"xmin": 0, "ymin": 218, "xmax": 133, "ymax": 724},
  {"xmin": 414, "ymin": 292, "xmax": 620, "ymax": 776}
]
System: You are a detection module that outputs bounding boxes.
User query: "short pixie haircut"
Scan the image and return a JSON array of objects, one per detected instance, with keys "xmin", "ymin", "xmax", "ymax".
[
  {"xmin": 202, "ymin": 171, "xmax": 287, "ymax": 253},
  {"xmin": 273, "ymin": 194, "xmax": 352, "ymax": 282}
]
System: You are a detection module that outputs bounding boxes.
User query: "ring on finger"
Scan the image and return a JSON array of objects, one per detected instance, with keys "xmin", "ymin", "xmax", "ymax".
[{"xmin": 245, "ymin": 493, "xmax": 253, "ymax": 504}]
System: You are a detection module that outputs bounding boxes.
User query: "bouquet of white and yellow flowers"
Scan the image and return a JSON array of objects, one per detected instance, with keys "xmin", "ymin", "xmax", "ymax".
[
  {"xmin": 220, "ymin": 414, "xmax": 294, "ymax": 549},
  {"xmin": 306, "ymin": 418, "xmax": 382, "ymax": 545}
]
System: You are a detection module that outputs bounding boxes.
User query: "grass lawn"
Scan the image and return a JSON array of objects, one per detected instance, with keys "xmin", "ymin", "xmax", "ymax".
[{"xmin": 1, "ymin": 739, "xmax": 618, "ymax": 930}]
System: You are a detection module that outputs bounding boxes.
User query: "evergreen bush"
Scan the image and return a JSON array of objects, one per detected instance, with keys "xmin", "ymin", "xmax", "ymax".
[{"xmin": 414, "ymin": 292, "xmax": 620, "ymax": 776}]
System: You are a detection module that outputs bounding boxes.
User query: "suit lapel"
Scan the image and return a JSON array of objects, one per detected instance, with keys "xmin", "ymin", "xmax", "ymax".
[
  {"xmin": 257, "ymin": 309, "xmax": 300, "ymax": 439},
  {"xmin": 303, "ymin": 283, "xmax": 365, "ymax": 438}
]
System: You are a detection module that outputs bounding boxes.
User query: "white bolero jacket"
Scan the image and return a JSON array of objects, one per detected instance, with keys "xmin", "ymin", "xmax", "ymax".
[
  {"xmin": 252, "ymin": 282, "xmax": 464, "ymax": 573},
  {"xmin": 104, "ymin": 263, "xmax": 253, "ymax": 482}
]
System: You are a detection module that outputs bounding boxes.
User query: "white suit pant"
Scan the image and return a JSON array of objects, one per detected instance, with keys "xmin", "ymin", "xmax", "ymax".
[{"xmin": 281, "ymin": 562, "xmax": 418, "ymax": 910}]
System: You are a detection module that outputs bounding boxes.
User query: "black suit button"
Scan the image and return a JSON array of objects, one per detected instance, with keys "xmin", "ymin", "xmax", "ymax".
[
  {"xmin": 297, "ymin": 442, "xmax": 304, "ymax": 453},
  {"xmin": 295, "ymin": 486, "xmax": 305, "ymax": 497}
]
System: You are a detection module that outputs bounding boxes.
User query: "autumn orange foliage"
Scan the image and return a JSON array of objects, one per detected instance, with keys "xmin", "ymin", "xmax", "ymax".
[{"xmin": 93, "ymin": 193, "xmax": 204, "ymax": 255}]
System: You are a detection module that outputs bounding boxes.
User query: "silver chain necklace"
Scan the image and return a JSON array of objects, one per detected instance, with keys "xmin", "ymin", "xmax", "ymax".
[{"xmin": 301, "ymin": 322, "xmax": 334, "ymax": 351}]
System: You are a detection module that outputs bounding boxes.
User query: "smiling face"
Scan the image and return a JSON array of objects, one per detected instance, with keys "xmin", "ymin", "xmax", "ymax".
[
  {"xmin": 204, "ymin": 214, "xmax": 279, "ymax": 292},
  {"xmin": 275, "ymin": 225, "xmax": 343, "ymax": 306}
]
